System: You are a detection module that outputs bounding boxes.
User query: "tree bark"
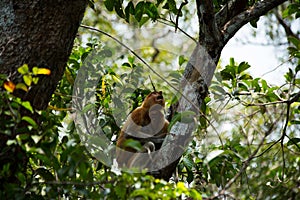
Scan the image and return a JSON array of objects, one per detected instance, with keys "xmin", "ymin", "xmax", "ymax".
[
  {"xmin": 0, "ymin": 0, "xmax": 87, "ymax": 110},
  {"xmin": 0, "ymin": 0, "xmax": 87, "ymax": 186}
]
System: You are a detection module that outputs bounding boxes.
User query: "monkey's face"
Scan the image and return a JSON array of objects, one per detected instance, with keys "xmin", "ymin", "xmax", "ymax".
[{"xmin": 143, "ymin": 91, "xmax": 165, "ymax": 108}]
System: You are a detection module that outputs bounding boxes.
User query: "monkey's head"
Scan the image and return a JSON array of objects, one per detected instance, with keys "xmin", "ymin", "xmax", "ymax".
[{"xmin": 142, "ymin": 91, "xmax": 165, "ymax": 109}]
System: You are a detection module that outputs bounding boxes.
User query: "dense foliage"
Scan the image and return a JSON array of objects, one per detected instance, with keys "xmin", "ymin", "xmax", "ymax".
[{"xmin": 1, "ymin": 0, "xmax": 300, "ymax": 199}]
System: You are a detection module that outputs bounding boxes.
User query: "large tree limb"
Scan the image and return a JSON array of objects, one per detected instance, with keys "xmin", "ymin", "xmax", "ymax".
[
  {"xmin": 221, "ymin": 0, "xmax": 288, "ymax": 46},
  {"xmin": 215, "ymin": 0, "xmax": 248, "ymax": 28}
]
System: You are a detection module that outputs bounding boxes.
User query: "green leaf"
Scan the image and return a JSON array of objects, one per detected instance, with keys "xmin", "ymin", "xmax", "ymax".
[
  {"xmin": 144, "ymin": 2, "xmax": 159, "ymax": 20},
  {"xmin": 250, "ymin": 18, "xmax": 259, "ymax": 28},
  {"xmin": 122, "ymin": 62, "xmax": 132, "ymax": 68},
  {"xmin": 290, "ymin": 120, "xmax": 300, "ymax": 125},
  {"xmin": 114, "ymin": 0, "xmax": 125, "ymax": 18},
  {"xmin": 221, "ymin": 65, "xmax": 235, "ymax": 80},
  {"xmin": 261, "ymin": 79, "xmax": 268, "ymax": 91},
  {"xmin": 36, "ymin": 168, "xmax": 55, "ymax": 181},
  {"xmin": 22, "ymin": 116, "xmax": 38, "ymax": 129},
  {"xmin": 123, "ymin": 139, "xmax": 142, "ymax": 151},
  {"xmin": 283, "ymin": 3, "xmax": 300, "ymax": 18},
  {"xmin": 18, "ymin": 133, "xmax": 29, "ymax": 140},
  {"xmin": 252, "ymin": 78, "xmax": 261, "ymax": 92},
  {"xmin": 104, "ymin": 0, "xmax": 114, "ymax": 11},
  {"xmin": 204, "ymin": 150, "xmax": 224, "ymax": 164},
  {"xmin": 296, "ymin": 64, "xmax": 300, "ymax": 73},
  {"xmin": 287, "ymin": 137, "xmax": 300, "ymax": 146},
  {"xmin": 139, "ymin": 17, "xmax": 149, "ymax": 27},
  {"xmin": 181, "ymin": 111, "xmax": 196, "ymax": 123},
  {"xmin": 164, "ymin": 0, "xmax": 177, "ymax": 14},
  {"xmin": 288, "ymin": 36, "xmax": 300, "ymax": 49},
  {"xmin": 15, "ymin": 98, "xmax": 34, "ymax": 113},
  {"xmin": 179, "ymin": 55, "xmax": 187, "ymax": 66},
  {"xmin": 239, "ymin": 74, "xmax": 252, "ymax": 80},
  {"xmin": 183, "ymin": 156, "xmax": 194, "ymax": 171},
  {"xmin": 82, "ymin": 103, "xmax": 95, "ymax": 113},
  {"xmin": 100, "ymin": 49, "xmax": 113, "ymax": 57},
  {"xmin": 125, "ymin": 1, "xmax": 135, "ymax": 22},
  {"xmin": 237, "ymin": 62, "xmax": 251, "ymax": 73},
  {"xmin": 18, "ymin": 64, "xmax": 29, "ymax": 75},
  {"xmin": 135, "ymin": 2, "xmax": 145, "ymax": 22},
  {"xmin": 186, "ymin": 170, "xmax": 194, "ymax": 184},
  {"xmin": 284, "ymin": 68, "xmax": 294, "ymax": 82},
  {"xmin": 210, "ymin": 85, "xmax": 226, "ymax": 94},
  {"xmin": 21, "ymin": 101, "xmax": 34, "ymax": 113},
  {"xmin": 16, "ymin": 172, "xmax": 26, "ymax": 183},
  {"xmin": 169, "ymin": 71, "xmax": 182, "ymax": 79}
]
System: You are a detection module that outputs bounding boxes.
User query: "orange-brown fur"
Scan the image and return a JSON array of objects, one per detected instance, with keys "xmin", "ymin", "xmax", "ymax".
[{"xmin": 116, "ymin": 91, "xmax": 169, "ymax": 166}]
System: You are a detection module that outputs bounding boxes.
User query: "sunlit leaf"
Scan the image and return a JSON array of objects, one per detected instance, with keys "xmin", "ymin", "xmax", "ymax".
[
  {"xmin": 204, "ymin": 150, "xmax": 224, "ymax": 164},
  {"xmin": 238, "ymin": 62, "xmax": 251, "ymax": 73},
  {"xmin": 33, "ymin": 67, "xmax": 51, "ymax": 75},
  {"xmin": 16, "ymin": 83, "xmax": 28, "ymax": 92},
  {"xmin": 15, "ymin": 98, "xmax": 34, "ymax": 113},
  {"xmin": 32, "ymin": 77, "xmax": 39, "ymax": 84},
  {"xmin": 3, "ymin": 81, "xmax": 15, "ymax": 92},
  {"xmin": 18, "ymin": 64, "xmax": 29, "ymax": 75},
  {"xmin": 23, "ymin": 74, "xmax": 32, "ymax": 86}
]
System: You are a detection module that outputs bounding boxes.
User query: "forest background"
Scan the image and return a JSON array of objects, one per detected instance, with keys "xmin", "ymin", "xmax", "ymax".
[{"xmin": 0, "ymin": 0, "xmax": 299, "ymax": 199}]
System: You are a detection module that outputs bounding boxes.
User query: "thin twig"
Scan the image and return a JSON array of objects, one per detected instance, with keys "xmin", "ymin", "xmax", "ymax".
[
  {"xmin": 261, "ymin": 56, "xmax": 294, "ymax": 78},
  {"xmin": 149, "ymin": 75, "xmax": 156, "ymax": 91},
  {"xmin": 157, "ymin": 19, "xmax": 197, "ymax": 43},
  {"xmin": 175, "ymin": 0, "xmax": 188, "ymax": 32}
]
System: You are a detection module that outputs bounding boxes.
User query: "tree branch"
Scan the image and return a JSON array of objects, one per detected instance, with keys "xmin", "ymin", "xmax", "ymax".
[
  {"xmin": 274, "ymin": 8, "xmax": 299, "ymax": 40},
  {"xmin": 215, "ymin": 0, "xmax": 248, "ymax": 28},
  {"xmin": 212, "ymin": 121, "xmax": 276, "ymax": 198},
  {"xmin": 221, "ymin": 0, "xmax": 288, "ymax": 46}
]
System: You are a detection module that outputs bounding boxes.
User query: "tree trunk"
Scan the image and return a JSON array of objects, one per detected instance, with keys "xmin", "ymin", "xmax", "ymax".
[
  {"xmin": 0, "ymin": 0, "xmax": 87, "ymax": 186},
  {"xmin": 0, "ymin": 0, "xmax": 87, "ymax": 110},
  {"xmin": 156, "ymin": 0, "xmax": 288, "ymax": 180}
]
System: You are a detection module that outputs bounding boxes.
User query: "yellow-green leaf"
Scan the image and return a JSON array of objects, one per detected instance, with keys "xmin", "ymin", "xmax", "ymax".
[
  {"xmin": 21, "ymin": 101, "xmax": 34, "ymax": 113},
  {"xmin": 32, "ymin": 77, "xmax": 39, "ymax": 84},
  {"xmin": 15, "ymin": 98, "xmax": 34, "ymax": 113},
  {"xmin": 23, "ymin": 74, "xmax": 32, "ymax": 86},
  {"xmin": 33, "ymin": 67, "xmax": 51, "ymax": 75},
  {"xmin": 65, "ymin": 68, "xmax": 74, "ymax": 84},
  {"xmin": 18, "ymin": 64, "xmax": 29, "ymax": 75},
  {"xmin": 16, "ymin": 83, "xmax": 28, "ymax": 92}
]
